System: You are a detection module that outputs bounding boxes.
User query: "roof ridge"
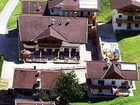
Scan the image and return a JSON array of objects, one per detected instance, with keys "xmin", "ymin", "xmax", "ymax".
[
  {"xmin": 31, "ymin": 27, "xmax": 49, "ymax": 41},
  {"xmin": 51, "ymin": 26, "xmax": 68, "ymax": 42},
  {"xmin": 102, "ymin": 63, "xmax": 126, "ymax": 79}
]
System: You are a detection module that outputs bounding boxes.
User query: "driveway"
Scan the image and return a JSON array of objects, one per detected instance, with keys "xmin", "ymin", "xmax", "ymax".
[
  {"xmin": 98, "ymin": 23, "xmax": 121, "ymax": 61},
  {"xmin": 0, "ymin": 0, "xmax": 19, "ymax": 34},
  {"xmin": 0, "ymin": 29, "xmax": 19, "ymax": 61}
]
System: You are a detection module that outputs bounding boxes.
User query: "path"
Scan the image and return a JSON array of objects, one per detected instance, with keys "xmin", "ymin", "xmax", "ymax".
[{"xmin": 0, "ymin": 0, "xmax": 19, "ymax": 34}]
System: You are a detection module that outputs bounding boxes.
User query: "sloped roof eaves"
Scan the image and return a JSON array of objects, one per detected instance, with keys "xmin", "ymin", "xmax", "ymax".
[{"xmin": 102, "ymin": 64, "xmax": 126, "ymax": 79}]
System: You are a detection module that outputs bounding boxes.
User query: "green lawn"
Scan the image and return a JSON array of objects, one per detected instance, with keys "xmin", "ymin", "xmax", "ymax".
[
  {"xmin": 116, "ymin": 32, "xmax": 140, "ymax": 63},
  {"xmin": 0, "ymin": 0, "xmax": 8, "ymax": 13},
  {"xmin": 96, "ymin": 0, "xmax": 112, "ymax": 23},
  {"xmin": 0, "ymin": 56, "xmax": 4, "ymax": 77},
  {"xmin": 7, "ymin": 2, "xmax": 22, "ymax": 29}
]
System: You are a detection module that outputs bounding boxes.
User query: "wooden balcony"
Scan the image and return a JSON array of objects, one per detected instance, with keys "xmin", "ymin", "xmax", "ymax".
[
  {"xmin": 38, "ymin": 43, "xmax": 61, "ymax": 48},
  {"xmin": 116, "ymin": 18, "xmax": 140, "ymax": 24},
  {"xmin": 116, "ymin": 18, "xmax": 140, "ymax": 23},
  {"xmin": 88, "ymin": 84, "xmax": 131, "ymax": 96}
]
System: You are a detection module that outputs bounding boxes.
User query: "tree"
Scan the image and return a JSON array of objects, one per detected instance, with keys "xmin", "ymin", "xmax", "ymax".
[
  {"xmin": 32, "ymin": 89, "xmax": 49, "ymax": 101},
  {"xmin": 55, "ymin": 71, "xmax": 84, "ymax": 105}
]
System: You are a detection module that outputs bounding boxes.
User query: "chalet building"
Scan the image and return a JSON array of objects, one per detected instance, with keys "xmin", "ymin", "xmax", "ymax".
[
  {"xmin": 111, "ymin": 0, "xmax": 140, "ymax": 32},
  {"xmin": 12, "ymin": 68, "xmax": 61, "ymax": 97},
  {"xmin": 19, "ymin": 15, "xmax": 88, "ymax": 63},
  {"xmin": 86, "ymin": 61, "xmax": 138, "ymax": 97}
]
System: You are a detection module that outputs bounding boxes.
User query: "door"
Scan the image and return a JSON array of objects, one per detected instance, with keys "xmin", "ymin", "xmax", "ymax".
[{"xmin": 127, "ymin": 23, "xmax": 131, "ymax": 30}]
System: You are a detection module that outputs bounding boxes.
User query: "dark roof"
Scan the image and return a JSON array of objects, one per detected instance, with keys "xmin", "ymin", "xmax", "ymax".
[
  {"xmin": 111, "ymin": 0, "xmax": 140, "ymax": 9},
  {"xmin": 103, "ymin": 64, "xmax": 125, "ymax": 79},
  {"xmin": 48, "ymin": 0, "xmax": 100, "ymax": 11},
  {"xmin": 33, "ymin": 27, "xmax": 68, "ymax": 41},
  {"xmin": 13, "ymin": 68, "xmax": 61, "ymax": 90},
  {"xmin": 86, "ymin": 61, "xmax": 138, "ymax": 80},
  {"xmin": 16, "ymin": 99, "xmax": 55, "ymax": 105},
  {"xmin": 21, "ymin": 1, "xmax": 47, "ymax": 14},
  {"xmin": 18, "ymin": 15, "xmax": 88, "ymax": 43}
]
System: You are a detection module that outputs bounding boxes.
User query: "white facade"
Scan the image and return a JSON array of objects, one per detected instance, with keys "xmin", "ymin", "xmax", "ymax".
[
  {"xmin": 112, "ymin": 9, "xmax": 140, "ymax": 32},
  {"xmin": 92, "ymin": 79, "xmax": 132, "ymax": 87},
  {"xmin": 89, "ymin": 79, "xmax": 135, "ymax": 96}
]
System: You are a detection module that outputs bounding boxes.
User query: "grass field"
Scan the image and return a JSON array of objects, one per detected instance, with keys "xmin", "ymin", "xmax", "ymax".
[
  {"xmin": 0, "ymin": 0, "xmax": 8, "ymax": 13},
  {"xmin": 96, "ymin": 0, "xmax": 112, "ymax": 23},
  {"xmin": 116, "ymin": 32, "xmax": 140, "ymax": 63},
  {"xmin": 7, "ymin": 2, "xmax": 21, "ymax": 29}
]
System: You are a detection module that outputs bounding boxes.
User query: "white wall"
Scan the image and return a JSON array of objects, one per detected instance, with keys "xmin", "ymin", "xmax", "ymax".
[
  {"xmin": 92, "ymin": 79, "xmax": 132, "ymax": 87},
  {"xmin": 112, "ymin": 9, "xmax": 140, "ymax": 31}
]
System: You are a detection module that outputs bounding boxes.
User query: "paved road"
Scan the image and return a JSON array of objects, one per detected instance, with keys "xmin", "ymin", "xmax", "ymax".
[{"xmin": 0, "ymin": 0, "xmax": 19, "ymax": 34}]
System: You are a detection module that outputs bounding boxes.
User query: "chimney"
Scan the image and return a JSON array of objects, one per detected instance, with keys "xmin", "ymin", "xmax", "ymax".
[
  {"xmin": 36, "ymin": 78, "xmax": 41, "ymax": 89},
  {"xmin": 65, "ymin": 19, "xmax": 70, "ymax": 26},
  {"xmin": 65, "ymin": 12, "xmax": 67, "ymax": 17},
  {"xmin": 52, "ymin": 19, "xmax": 55, "ymax": 25},
  {"xmin": 74, "ymin": 12, "xmax": 77, "ymax": 18}
]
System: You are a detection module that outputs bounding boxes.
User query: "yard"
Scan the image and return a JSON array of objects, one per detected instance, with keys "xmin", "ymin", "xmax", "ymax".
[
  {"xmin": 0, "ymin": 0, "xmax": 8, "ymax": 13},
  {"xmin": 96, "ymin": 0, "xmax": 112, "ymax": 23},
  {"xmin": 116, "ymin": 32, "xmax": 140, "ymax": 63}
]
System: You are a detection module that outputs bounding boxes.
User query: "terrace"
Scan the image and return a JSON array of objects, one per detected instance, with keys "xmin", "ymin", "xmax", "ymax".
[{"xmin": 20, "ymin": 48, "xmax": 80, "ymax": 64}]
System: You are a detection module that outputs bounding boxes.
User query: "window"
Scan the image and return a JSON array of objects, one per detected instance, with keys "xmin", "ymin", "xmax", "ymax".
[
  {"xmin": 88, "ymin": 12, "xmax": 91, "ymax": 16},
  {"xmin": 98, "ymin": 80, "xmax": 104, "ymax": 85},
  {"xmin": 135, "ymin": 16, "xmax": 140, "ymax": 19},
  {"xmin": 118, "ymin": 23, "xmax": 122, "ymax": 27},
  {"xmin": 98, "ymin": 88, "xmax": 103, "ymax": 93},
  {"xmin": 135, "ymin": 24, "xmax": 139, "ymax": 28},
  {"xmin": 51, "ymin": 9, "xmax": 54, "ymax": 13},
  {"xmin": 119, "ymin": 15, "xmax": 122, "ymax": 18},
  {"xmin": 112, "ymin": 81, "xmax": 115, "ymax": 85}
]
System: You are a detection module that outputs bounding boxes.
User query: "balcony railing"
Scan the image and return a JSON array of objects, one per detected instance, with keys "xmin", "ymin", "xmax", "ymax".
[
  {"xmin": 88, "ymin": 84, "xmax": 131, "ymax": 96},
  {"xmin": 116, "ymin": 18, "xmax": 140, "ymax": 23}
]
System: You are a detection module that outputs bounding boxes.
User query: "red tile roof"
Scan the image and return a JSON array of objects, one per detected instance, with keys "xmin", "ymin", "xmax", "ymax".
[
  {"xmin": 18, "ymin": 15, "xmax": 88, "ymax": 44},
  {"xmin": 111, "ymin": 0, "xmax": 140, "ymax": 9},
  {"xmin": 13, "ymin": 68, "xmax": 61, "ymax": 90},
  {"xmin": 86, "ymin": 61, "xmax": 138, "ymax": 80},
  {"xmin": 21, "ymin": 1, "xmax": 47, "ymax": 14},
  {"xmin": 103, "ymin": 64, "xmax": 125, "ymax": 79}
]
